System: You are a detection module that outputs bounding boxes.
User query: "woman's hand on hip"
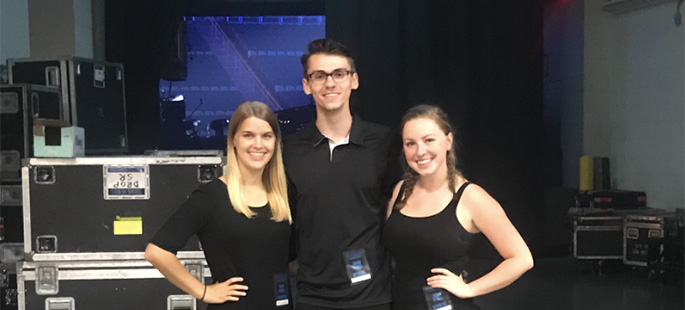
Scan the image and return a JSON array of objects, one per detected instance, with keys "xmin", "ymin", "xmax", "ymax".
[
  {"xmin": 427, "ymin": 268, "xmax": 474, "ymax": 299},
  {"xmin": 203, "ymin": 277, "xmax": 248, "ymax": 304}
]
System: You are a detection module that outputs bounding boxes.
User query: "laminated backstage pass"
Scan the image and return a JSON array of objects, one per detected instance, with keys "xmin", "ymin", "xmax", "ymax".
[
  {"xmin": 423, "ymin": 286, "xmax": 454, "ymax": 310},
  {"xmin": 343, "ymin": 249, "xmax": 372, "ymax": 284},
  {"xmin": 273, "ymin": 272, "xmax": 290, "ymax": 307}
]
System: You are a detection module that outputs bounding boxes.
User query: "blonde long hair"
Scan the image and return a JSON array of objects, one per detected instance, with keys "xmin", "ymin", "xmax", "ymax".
[{"xmin": 225, "ymin": 101, "xmax": 291, "ymax": 222}]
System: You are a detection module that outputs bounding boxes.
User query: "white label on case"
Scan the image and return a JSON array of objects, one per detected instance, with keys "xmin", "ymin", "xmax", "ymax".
[{"xmin": 103, "ymin": 165, "xmax": 150, "ymax": 200}]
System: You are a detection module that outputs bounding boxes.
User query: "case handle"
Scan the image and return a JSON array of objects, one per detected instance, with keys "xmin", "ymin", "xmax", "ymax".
[
  {"xmin": 167, "ymin": 295, "xmax": 196, "ymax": 310},
  {"xmin": 648, "ymin": 229, "xmax": 662, "ymax": 238},
  {"xmin": 626, "ymin": 227, "xmax": 639, "ymax": 239},
  {"xmin": 45, "ymin": 297, "xmax": 74, "ymax": 310},
  {"xmin": 45, "ymin": 66, "xmax": 60, "ymax": 87},
  {"xmin": 31, "ymin": 92, "xmax": 40, "ymax": 118},
  {"xmin": 36, "ymin": 265, "xmax": 59, "ymax": 295}
]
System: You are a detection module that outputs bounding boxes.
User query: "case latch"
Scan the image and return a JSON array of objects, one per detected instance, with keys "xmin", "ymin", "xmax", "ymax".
[
  {"xmin": 36, "ymin": 235, "xmax": 58, "ymax": 253},
  {"xmin": 45, "ymin": 297, "xmax": 74, "ymax": 310},
  {"xmin": 167, "ymin": 294, "xmax": 196, "ymax": 310},
  {"xmin": 184, "ymin": 261, "xmax": 204, "ymax": 283},
  {"xmin": 0, "ymin": 185, "xmax": 22, "ymax": 206},
  {"xmin": 0, "ymin": 151, "xmax": 20, "ymax": 180},
  {"xmin": 34, "ymin": 166, "xmax": 56, "ymax": 184},
  {"xmin": 197, "ymin": 165, "xmax": 218, "ymax": 183},
  {"xmin": 36, "ymin": 265, "xmax": 59, "ymax": 295}
]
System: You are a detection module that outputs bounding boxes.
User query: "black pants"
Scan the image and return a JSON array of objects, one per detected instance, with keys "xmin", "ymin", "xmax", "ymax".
[{"xmin": 296, "ymin": 303, "xmax": 391, "ymax": 310}]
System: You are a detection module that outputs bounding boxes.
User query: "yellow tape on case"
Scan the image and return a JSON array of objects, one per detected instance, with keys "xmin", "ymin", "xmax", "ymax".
[{"xmin": 113, "ymin": 216, "xmax": 143, "ymax": 235}]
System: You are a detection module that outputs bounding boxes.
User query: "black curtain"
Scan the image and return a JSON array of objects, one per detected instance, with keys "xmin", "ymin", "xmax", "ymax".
[
  {"xmin": 105, "ymin": 0, "xmax": 544, "ymax": 255},
  {"xmin": 105, "ymin": 0, "xmax": 189, "ymax": 154},
  {"xmin": 325, "ymin": 0, "xmax": 545, "ymax": 256}
]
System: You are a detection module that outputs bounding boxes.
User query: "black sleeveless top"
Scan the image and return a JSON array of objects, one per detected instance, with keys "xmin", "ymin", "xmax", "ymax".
[{"xmin": 383, "ymin": 182, "xmax": 479, "ymax": 310}]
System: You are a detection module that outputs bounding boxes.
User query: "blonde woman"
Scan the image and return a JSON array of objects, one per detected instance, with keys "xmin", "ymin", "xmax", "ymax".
[{"xmin": 145, "ymin": 101, "xmax": 292, "ymax": 309}]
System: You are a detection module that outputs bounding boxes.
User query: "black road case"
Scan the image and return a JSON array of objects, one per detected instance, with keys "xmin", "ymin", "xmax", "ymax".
[
  {"xmin": 21, "ymin": 157, "xmax": 223, "ymax": 261},
  {"xmin": 1, "ymin": 84, "xmax": 62, "ymax": 182},
  {"xmin": 1, "ymin": 262, "xmax": 18, "ymax": 310},
  {"xmin": 575, "ymin": 190, "xmax": 647, "ymax": 209},
  {"xmin": 8, "ymin": 57, "xmax": 128, "ymax": 154},
  {"xmin": 1, "ymin": 243, "xmax": 24, "ymax": 310},
  {"xmin": 17, "ymin": 259, "xmax": 210, "ymax": 310},
  {"xmin": 573, "ymin": 216, "xmax": 624, "ymax": 260},
  {"xmin": 1, "ymin": 185, "xmax": 23, "ymax": 243},
  {"xmin": 623, "ymin": 214, "xmax": 677, "ymax": 266}
]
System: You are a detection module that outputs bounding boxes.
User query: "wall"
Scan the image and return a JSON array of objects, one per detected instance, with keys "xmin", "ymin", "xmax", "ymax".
[
  {"xmin": 544, "ymin": 0, "xmax": 585, "ymax": 188},
  {"xmin": 28, "ymin": 0, "xmax": 93, "ymax": 58},
  {"xmin": 1, "ymin": 0, "xmax": 105, "ymax": 73},
  {"xmin": 584, "ymin": 0, "xmax": 684, "ymax": 210},
  {"xmin": 0, "ymin": 0, "xmax": 31, "ymax": 66}
]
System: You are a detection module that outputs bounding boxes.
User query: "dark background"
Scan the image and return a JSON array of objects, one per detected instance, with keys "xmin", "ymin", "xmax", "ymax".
[{"xmin": 105, "ymin": 0, "xmax": 545, "ymax": 257}]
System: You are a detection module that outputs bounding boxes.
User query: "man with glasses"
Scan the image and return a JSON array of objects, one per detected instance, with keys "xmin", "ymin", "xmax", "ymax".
[{"xmin": 283, "ymin": 38, "xmax": 398, "ymax": 310}]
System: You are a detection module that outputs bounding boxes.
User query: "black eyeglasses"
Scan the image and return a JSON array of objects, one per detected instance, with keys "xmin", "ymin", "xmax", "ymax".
[{"xmin": 306, "ymin": 69, "xmax": 354, "ymax": 84}]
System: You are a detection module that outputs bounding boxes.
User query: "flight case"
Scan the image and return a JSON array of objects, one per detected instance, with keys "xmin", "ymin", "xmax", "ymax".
[
  {"xmin": 1, "ymin": 243, "xmax": 24, "ymax": 310},
  {"xmin": 575, "ymin": 190, "xmax": 647, "ymax": 209},
  {"xmin": 623, "ymin": 213, "xmax": 678, "ymax": 266},
  {"xmin": 1, "ymin": 84, "xmax": 62, "ymax": 182},
  {"xmin": 21, "ymin": 156, "xmax": 223, "ymax": 261},
  {"xmin": 17, "ymin": 259, "xmax": 210, "ymax": 310},
  {"xmin": 1, "ymin": 185, "xmax": 23, "ymax": 243},
  {"xmin": 8, "ymin": 57, "xmax": 128, "ymax": 154},
  {"xmin": 573, "ymin": 216, "xmax": 624, "ymax": 260},
  {"xmin": 1, "ymin": 262, "xmax": 18, "ymax": 310}
]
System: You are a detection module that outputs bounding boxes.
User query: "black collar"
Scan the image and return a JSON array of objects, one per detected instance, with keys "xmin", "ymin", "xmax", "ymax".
[{"xmin": 308, "ymin": 115, "xmax": 365, "ymax": 147}]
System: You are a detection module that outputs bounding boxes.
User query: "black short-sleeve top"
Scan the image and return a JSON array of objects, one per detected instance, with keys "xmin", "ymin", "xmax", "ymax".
[{"xmin": 151, "ymin": 179, "xmax": 292, "ymax": 310}]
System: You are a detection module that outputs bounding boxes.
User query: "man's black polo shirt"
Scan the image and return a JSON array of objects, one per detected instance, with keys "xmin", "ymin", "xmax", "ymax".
[{"xmin": 283, "ymin": 116, "xmax": 398, "ymax": 308}]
